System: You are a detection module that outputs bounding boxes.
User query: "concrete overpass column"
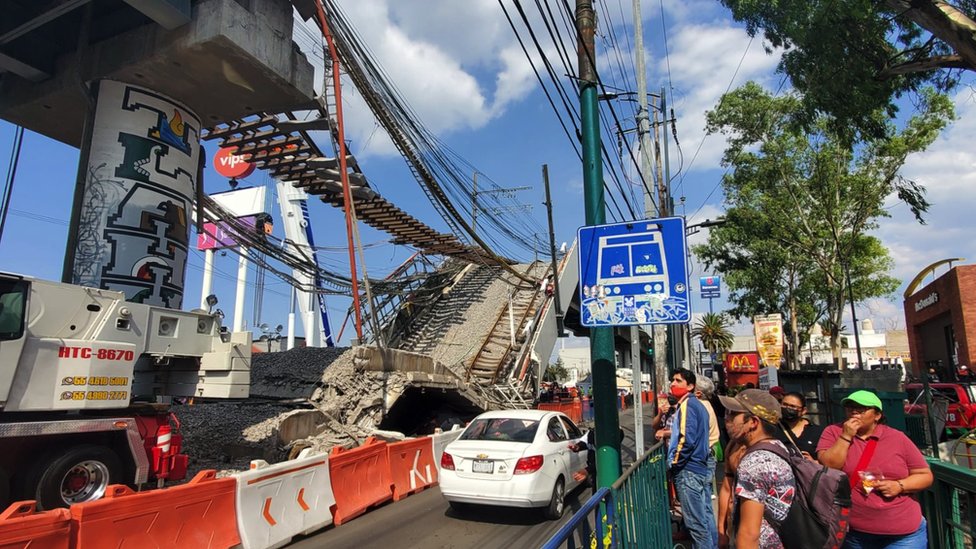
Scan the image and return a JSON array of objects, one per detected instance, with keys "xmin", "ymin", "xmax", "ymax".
[{"xmin": 64, "ymin": 80, "xmax": 200, "ymax": 308}]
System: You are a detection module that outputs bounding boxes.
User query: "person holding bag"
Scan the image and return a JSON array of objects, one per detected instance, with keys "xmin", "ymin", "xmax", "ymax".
[{"xmin": 817, "ymin": 390, "xmax": 933, "ymax": 548}]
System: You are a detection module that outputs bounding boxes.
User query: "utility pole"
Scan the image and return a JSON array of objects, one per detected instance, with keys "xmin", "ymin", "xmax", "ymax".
[
  {"xmin": 577, "ymin": 0, "xmax": 621, "ymax": 488},
  {"xmin": 661, "ymin": 86, "xmax": 687, "ymax": 371},
  {"xmin": 630, "ymin": 0, "xmax": 653, "ymax": 454},
  {"xmin": 542, "ymin": 165, "xmax": 566, "ymax": 337},
  {"xmin": 650, "ymin": 94, "xmax": 670, "ymax": 380}
]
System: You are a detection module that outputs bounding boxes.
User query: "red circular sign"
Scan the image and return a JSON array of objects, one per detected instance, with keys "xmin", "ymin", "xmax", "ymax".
[{"xmin": 213, "ymin": 147, "xmax": 255, "ymax": 179}]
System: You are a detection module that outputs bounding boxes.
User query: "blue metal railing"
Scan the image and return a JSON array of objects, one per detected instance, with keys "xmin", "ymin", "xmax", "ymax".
[
  {"xmin": 541, "ymin": 442, "xmax": 670, "ymax": 548},
  {"xmin": 540, "ymin": 487, "xmax": 615, "ymax": 549}
]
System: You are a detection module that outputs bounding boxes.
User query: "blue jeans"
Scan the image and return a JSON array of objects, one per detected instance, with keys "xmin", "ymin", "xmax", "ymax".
[
  {"xmin": 844, "ymin": 518, "xmax": 928, "ymax": 549},
  {"xmin": 673, "ymin": 467, "xmax": 717, "ymax": 549}
]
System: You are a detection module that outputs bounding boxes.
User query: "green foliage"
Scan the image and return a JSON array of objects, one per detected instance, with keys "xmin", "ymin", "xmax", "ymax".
[
  {"xmin": 544, "ymin": 358, "xmax": 568, "ymax": 383},
  {"xmin": 718, "ymin": 0, "xmax": 973, "ymax": 141},
  {"xmin": 691, "ymin": 313, "xmax": 736, "ymax": 355},
  {"xmin": 695, "ymin": 82, "xmax": 952, "ymax": 358}
]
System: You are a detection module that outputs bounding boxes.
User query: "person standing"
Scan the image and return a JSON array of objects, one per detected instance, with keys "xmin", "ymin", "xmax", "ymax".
[
  {"xmin": 719, "ymin": 389, "xmax": 795, "ymax": 549},
  {"xmin": 779, "ymin": 391, "xmax": 824, "ymax": 460},
  {"xmin": 817, "ymin": 390, "xmax": 933, "ymax": 548},
  {"xmin": 694, "ymin": 377, "xmax": 721, "ymax": 500},
  {"xmin": 667, "ymin": 368, "xmax": 717, "ymax": 549}
]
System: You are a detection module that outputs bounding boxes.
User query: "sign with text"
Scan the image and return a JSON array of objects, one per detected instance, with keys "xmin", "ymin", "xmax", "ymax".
[
  {"xmin": 754, "ymin": 313, "xmax": 784, "ymax": 368},
  {"xmin": 758, "ymin": 366, "xmax": 779, "ymax": 391},
  {"xmin": 578, "ymin": 217, "xmax": 689, "ymax": 326},
  {"xmin": 724, "ymin": 351, "xmax": 759, "ymax": 373},
  {"xmin": 700, "ymin": 275, "xmax": 721, "ymax": 299}
]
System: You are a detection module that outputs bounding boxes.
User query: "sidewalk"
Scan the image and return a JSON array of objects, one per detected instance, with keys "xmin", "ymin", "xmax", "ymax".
[{"xmin": 616, "ymin": 401, "xmax": 722, "ymax": 548}]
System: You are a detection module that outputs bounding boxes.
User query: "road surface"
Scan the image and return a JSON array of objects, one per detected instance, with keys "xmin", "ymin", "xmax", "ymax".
[{"xmin": 289, "ymin": 404, "xmax": 659, "ymax": 548}]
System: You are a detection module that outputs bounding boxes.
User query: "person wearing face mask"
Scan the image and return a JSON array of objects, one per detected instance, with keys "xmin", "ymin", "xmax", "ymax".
[
  {"xmin": 667, "ymin": 368, "xmax": 717, "ymax": 549},
  {"xmin": 777, "ymin": 391, "xmax": 823, "ymax": 460}
]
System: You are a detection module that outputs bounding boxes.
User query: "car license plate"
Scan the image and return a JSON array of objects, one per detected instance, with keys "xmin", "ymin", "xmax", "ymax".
[{"xmin": 472, "ymin": 459, "xmax": 493, "ymax": 473}]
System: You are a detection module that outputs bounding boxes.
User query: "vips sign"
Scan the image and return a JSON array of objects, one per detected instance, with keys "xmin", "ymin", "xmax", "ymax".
[
  {"xmin": 213, "ymin": 147, "xmax": 255, "ymax": 179},
  {"xmin": 753, "ymin": 313, "xmax": 783, "ymax": 368}
]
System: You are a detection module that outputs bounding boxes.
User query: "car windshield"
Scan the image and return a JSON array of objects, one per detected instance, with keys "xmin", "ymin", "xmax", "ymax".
[{"xmin": 460, "ymin": 418, "xmax": 539, "ymax": 443}]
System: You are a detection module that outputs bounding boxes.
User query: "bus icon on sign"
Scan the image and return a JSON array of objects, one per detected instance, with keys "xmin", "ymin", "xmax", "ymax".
[
  {"xmin": 596, "ymin": 232, "xmax": 669, "ymax": 296},
  {"xmin": 578, "ymin": 217, "xmax": 690, "ymax": 327}
]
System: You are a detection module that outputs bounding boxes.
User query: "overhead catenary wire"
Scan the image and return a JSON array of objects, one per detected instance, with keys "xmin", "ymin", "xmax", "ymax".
[{"xmin": 0, "ymin": 125, "xmax": 25, "ymax": 245}]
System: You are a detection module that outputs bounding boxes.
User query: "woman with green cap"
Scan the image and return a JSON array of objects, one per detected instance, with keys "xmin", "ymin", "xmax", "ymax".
[{"xmin": 817, "ymin": 390, "xmax": 933, "ymax": 548}]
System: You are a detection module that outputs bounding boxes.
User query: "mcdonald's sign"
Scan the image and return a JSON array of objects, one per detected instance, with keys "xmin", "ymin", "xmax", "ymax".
[{"xmin": 724, "ymin": 352, "xmax": 759, "ymax": 373}]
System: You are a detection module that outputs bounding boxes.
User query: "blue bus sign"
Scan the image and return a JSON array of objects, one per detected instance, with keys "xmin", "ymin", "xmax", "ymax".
[
  {"xmin": 577, "ymin": 217, "xmax": 689, "ymax": 326},
  {"xmin": 700, "ymin": 275, "xmax": 721, "ymax": 299}
]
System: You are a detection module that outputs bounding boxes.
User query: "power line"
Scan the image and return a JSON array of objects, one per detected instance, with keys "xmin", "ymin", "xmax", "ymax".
[
  {"xmin": 688, "ymin": 74, "xmax": 789, "ymax": 223},
  {"xmin": 676, "ymin": 35, "xmax": 754, "ymax": 197}
]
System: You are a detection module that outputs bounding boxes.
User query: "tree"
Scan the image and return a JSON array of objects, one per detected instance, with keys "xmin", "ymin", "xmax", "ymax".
[
  {"xmin": 696, "ymin": 82, "xmax": 953, "ymax": 362},
  {"xmin": 544, "ymin": 358, "xmax": 568, "ymax": 383},
  {"xmin": 718, "ymin": 0, "xmax": 975, "ymax": 140},
  {"xmin": 692, "ymin": 313, "xmax": 736, "ymax": 357}
]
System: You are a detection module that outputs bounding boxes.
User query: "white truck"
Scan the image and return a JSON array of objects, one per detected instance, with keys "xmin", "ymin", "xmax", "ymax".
[{"xmin": 0, "ymin": 272, "xmax": 250, "ymax": 509}]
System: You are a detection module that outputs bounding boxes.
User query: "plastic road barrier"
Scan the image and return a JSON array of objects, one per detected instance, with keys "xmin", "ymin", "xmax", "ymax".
[
  {"xmin": 388, "ymin": 438, "xmax": 437, "ymax": 501},
  {"xmin": 430, "ymin": 425, "xmax": 463, "ymax": 467},
  {"xmin": 328, "ymin": 437, "xmax": 393, "ymax": 526},
  {"xmin": 234, "ymin": 449, "xmax": 336, "ymax": 549},
  {"xmin": 0, "ymin": 501, "xmax": 70, "ymax": 549},
  {"xmin": 71, "ymin": 470, "xmax": 240, "ymax": 548}
]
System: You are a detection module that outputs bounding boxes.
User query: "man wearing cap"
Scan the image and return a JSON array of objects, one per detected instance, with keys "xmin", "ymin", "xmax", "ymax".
[
  {"xmin": 667, "ymin": 368, "xmax": 716, "ymax": 549},
  {"xmin": 719, "ymin": 389, "xmax": 794, "ymax": 549},
  {"xmin": 768, "ymin": 385, "xmax": 785, "ymax": 403},
  {"xmin": 817, "ymin": 390, "xmax": 933, "ymax": 547}
]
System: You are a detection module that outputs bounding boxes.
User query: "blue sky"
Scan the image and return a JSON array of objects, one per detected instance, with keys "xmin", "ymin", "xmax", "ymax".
[{"xmin": 1, "ymin": 0, "xmax": 975, "ymax": 344}]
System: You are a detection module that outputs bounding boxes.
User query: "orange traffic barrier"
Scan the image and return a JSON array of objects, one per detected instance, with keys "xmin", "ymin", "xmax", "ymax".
[
  {"xmin": 71, "ymin": 470, "xmax": 240, "ymax": 548},
  {"xmin": 569, "ymin": 399, "xmax": 583, "ymax": 423},
  {"xmin": 329, "ymin": 437, "xmax": 394, "ymax": 526},
  {"xmin": 388, "ymin": 437, "xmax": 438, "ymax": 501},
  {"xmin": 0, "ymin": 501, "xmax": 70, "ymax": 549}
]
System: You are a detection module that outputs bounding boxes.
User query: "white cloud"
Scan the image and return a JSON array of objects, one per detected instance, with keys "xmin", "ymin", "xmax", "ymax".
[
  {"xmin": 875, "ymin": 91, "xmax": 976, "ymax": 288},
  {"xmin": 658, "ymin": 23, "xmax": 782, "ymax": 174}
]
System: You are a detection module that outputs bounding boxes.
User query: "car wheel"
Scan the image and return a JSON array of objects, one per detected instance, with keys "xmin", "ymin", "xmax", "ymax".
[
  {"xmin": 544, "ymin": 477, "xmax": 566, "ymax": 520},
  {"xmin": 26, "ymin": 445, "xmax": 122, "ymax": 510}
]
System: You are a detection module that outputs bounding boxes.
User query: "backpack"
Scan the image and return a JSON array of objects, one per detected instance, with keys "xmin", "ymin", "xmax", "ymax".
[{"xmin": 740, "ymin": 439, "xmax": 852, "ymax": 549}]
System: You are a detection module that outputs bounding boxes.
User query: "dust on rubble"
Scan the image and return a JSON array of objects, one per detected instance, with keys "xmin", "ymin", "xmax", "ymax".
[
  {"xmin": 179, "ymin": 345, "xmax": 408, "ymax": 477},
  {"xmin": 178, "ymin": 262, "xmax": 544, "ymax": 479}
]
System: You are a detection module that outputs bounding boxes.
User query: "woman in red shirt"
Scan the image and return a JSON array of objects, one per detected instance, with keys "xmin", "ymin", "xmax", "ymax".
[{"xmin": 817, "ymin": 390, "xmax": 933, "ymax": 548}]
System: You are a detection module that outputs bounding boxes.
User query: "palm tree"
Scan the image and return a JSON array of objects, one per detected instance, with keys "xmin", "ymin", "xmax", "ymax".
[{"xmin": 692, "ymin": 312, "xmax": 735, "ymax": 362}]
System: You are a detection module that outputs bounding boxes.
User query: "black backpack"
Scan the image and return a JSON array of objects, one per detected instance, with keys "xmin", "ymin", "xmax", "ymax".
[{"xmin": 739, "ymin": 439, "xmax": 852, "ymax": 549}]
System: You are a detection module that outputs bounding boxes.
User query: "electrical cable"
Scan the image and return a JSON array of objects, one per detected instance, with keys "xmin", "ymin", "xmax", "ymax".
[{"xmin": 0, "ymin": 125, "xmax": 25, "ymax": 245}]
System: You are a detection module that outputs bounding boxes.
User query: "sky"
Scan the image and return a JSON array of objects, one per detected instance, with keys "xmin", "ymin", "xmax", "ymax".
[{"xmin": 1, "ymin": 0, "xmax": 974, "ymax": 345}]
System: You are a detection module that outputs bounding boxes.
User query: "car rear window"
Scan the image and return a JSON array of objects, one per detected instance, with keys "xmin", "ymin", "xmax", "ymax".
[{"xmin": 460, "ymin": 418, "xmax": 540, "ymax": 443}]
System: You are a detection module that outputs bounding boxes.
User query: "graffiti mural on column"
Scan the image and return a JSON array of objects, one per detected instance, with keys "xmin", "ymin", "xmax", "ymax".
[{"xmin": 70, "ymin": 80, "xmax": 200, "ymax": 308}]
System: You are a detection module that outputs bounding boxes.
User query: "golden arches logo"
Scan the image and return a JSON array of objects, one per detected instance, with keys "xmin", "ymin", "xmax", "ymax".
[{"xmin": 728, "ymin": 354, "xmax": 755, "ymax": 371}]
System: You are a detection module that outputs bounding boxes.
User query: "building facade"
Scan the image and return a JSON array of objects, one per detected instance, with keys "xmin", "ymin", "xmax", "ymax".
[{"xmin": 904, "ymin": 265, "xmax": 976, "ymax": 380}]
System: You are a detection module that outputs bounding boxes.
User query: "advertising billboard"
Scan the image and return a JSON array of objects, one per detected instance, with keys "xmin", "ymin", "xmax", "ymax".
[{"xmin": 754, "ymin": 313, "xmax": 784, "ymax": 368}]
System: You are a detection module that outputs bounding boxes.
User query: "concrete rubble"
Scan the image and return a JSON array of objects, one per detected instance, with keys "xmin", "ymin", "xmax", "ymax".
[{"xmin": 177, "ymin": 262, "xmax": 546, "ymax": 475}]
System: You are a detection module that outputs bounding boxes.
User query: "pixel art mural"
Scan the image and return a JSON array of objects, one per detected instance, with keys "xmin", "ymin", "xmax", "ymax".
[{"xmin": 70, "ymin": 80, "xmax": 200, "ymax": 308}]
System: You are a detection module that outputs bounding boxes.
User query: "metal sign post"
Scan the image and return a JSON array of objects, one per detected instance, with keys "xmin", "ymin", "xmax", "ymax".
[{"xmin": 700, "ymin": 275, "xmax": 721, "ymax": 315}]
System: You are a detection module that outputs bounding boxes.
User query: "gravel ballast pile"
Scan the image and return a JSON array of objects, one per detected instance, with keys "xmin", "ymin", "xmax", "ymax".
[
  {"xmin": 249, "ymin": 345, "xmax": 350, "ymax": 399},
  {"xmin": 177, "ymin": 262, "xmax": 548, "ymax": 475}
]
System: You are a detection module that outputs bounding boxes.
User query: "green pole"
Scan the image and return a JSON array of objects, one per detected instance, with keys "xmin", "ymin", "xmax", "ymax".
[{"xmin": 577, "ymin": 0, "xmax": 621, "ymax": 488}]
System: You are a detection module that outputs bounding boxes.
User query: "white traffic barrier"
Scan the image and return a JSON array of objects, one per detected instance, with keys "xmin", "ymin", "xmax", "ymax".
[
  {"xmin": 234, "ymin": 448, "xmax": 336, "ymax": 549},
  {"xmin": 430, "ymin": 425, "xmax": 463, "ymax": 468}
]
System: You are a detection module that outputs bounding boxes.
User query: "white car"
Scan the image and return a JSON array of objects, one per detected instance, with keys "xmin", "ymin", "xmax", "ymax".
[{"xmin": 439, "ymin": 409, "xmax": 588, "ymax": 519}]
